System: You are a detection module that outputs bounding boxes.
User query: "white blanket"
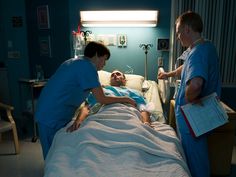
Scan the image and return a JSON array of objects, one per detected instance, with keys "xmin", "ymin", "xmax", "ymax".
[{"xmin": 45, "ymin": 103, "xmax": 191, "ymax": 177}]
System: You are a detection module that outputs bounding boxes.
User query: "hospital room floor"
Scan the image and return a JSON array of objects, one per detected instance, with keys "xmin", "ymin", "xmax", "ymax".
[{"xmin": 0, "ymin": 134, "xmax": 236, "ymax": 177}]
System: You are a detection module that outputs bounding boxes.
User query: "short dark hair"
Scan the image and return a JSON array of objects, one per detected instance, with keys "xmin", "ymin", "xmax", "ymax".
[
  {"xmin": 84, "ymin": 41, "xmax": 110, "ymax": 60},
  {"xmin": 176, "ymin": 11, "xmax": 203, "ymax": 33}
]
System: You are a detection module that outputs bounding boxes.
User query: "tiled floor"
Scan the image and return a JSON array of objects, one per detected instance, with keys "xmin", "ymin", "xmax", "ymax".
[
  {"xmin": 0, "ymin": 135, "xmax": 236, "ymax": 177},
  {"xmin": 0, "ymin": 138, "xmax": 44, "ymax": 177}
]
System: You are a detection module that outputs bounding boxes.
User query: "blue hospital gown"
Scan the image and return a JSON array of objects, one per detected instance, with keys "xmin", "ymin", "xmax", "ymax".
[{"xmin": 87, "ymin": 85, "xmax": 147, "ymax": 111}]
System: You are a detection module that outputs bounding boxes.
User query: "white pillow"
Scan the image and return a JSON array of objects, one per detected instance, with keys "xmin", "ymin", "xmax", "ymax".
[
  {"xmin": 125, "ymin": 74, "xmax": 144, "ymax": 92},
  {"xmin": 98, "ymin": 70, "xmax": 111, "ymax": 86},
  {"xmin": 98, "ymin": 70, "xmax": 144, "ymax": 92}
]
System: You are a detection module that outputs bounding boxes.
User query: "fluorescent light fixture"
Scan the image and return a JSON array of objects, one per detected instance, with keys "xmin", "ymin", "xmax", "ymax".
[{"xmin": 80, "ymin": 10, "xmax": 158, "ymax": 27}]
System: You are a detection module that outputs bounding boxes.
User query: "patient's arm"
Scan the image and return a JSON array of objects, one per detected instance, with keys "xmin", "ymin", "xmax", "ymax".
[
  {"xmin": 67, "ymin": 104, "xmax": 152, "ymax": 132},
  {"xmin": 141, "ymin": 111, "xmax": 151, "ymax": 125},
  {"xmin": 66, "ymin": 105, "xmax": 89, "ymax": 132}
]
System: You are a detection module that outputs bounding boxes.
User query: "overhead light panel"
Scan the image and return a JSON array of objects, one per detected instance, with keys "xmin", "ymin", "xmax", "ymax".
[{"xmin": 80, "ymin": 10, "xmax": 158, "ymax": 27}]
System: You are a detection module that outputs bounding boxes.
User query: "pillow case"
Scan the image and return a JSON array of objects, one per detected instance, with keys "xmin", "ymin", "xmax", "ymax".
[
  {"xmin": 98, "ymin": 70, "xmax": 111, "ymax": 86},
  {"xmin": 98, "ymin": 70, "xmax": 144, "ymax": 92},
  {"xmin": 125, "ymin": 74, "xmax": 145, "ymax": 92}
]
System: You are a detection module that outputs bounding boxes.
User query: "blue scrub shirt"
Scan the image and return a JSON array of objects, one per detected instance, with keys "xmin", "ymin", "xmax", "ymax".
[
  {"xmin": 35, "ymin": 58, "xmax": 101, "ymax": 130},
  {"xmin": 175, "ymin": 41, "xmax": 221, "ymax": 177}
]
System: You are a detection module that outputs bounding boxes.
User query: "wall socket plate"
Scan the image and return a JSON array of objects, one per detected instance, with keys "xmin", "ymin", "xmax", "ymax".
[{"xmin": 8, "ymin": 51, "xmax": 21, "ymax": 58}]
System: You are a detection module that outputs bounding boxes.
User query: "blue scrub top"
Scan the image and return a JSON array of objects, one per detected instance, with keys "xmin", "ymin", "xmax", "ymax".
[
  {"xmin": 35, "ymin": 58, "xmax": 100, "ymax": 130},
  {"xmin": 175, "ymin": 41, "xmax": 221, "ymax": 133}
]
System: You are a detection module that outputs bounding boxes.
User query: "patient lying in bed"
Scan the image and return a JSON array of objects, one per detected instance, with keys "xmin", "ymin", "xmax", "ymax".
[{"xmin": 67, "ymin": 70, "xmax": 153, "ymax": 132}]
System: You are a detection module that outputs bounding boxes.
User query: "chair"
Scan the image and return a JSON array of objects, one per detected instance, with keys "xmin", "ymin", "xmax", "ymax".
[{"xmin": 0, "ymin": 102, "xmax": 20, "ymax": 154}]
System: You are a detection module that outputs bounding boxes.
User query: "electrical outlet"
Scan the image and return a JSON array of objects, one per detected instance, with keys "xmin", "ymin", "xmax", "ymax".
[
  {"xmin": 8, "ymin": 41, "xmax": 13, "ymax": 48},
  {"xmin": 158, "ymin": 57, "xmax": 163, "ymax": 66},
  {"xmin": 8, "ymin": 51, "xmax": 21, "ymax": 58}
]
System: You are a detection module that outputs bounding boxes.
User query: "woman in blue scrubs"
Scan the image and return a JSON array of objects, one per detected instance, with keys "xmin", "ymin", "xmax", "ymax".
[{"xmin": 35, "ymin": 42, "xmax": 136, "ymax": 159}]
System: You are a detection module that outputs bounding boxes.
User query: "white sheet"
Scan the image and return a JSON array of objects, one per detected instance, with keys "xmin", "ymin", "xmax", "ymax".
[{"xmin": 45, "ymin": 103, "xmax": 191, "ymax": 177}]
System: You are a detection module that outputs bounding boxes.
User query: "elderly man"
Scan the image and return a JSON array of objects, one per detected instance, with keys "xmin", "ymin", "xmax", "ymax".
[{"xmin": 67, "ymin": 70, "xmax": 152, "ymax": 132}]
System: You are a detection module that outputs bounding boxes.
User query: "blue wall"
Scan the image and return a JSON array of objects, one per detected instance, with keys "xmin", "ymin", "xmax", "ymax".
[
  {"xmin": 1, "ymin": 0, "xmax": 235, "ymax": 122},
  {"xmin": 25, "ymin": 0, "xmax": 71, "ymax": 78},
  {"xmin": 0, "ymin": 0, "xmax": 30, "ymax": 117},
  {"xmin": 0, "ymin": 0, "xmax": 3, "ymax": 63},
  {"xmin": 0, "ymin": 0, "xmax": 171, "ymax": 119},
  {"xmin": 68, "ymin": 0, "xmax": 171, "ymax": 81}
]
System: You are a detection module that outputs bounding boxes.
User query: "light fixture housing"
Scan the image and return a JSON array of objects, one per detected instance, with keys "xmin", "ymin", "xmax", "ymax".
[{"xmin": 80, "ymin": 10, "xmax": 158, "ymax": 27}]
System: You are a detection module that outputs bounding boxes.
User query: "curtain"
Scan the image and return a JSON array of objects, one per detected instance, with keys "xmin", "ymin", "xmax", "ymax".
[{"xmin": 169, "ymin": 0, "xmax": 236, "ymax": 86}]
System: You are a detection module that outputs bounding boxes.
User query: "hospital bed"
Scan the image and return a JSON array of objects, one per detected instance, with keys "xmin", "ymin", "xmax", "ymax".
[{"xmin": 43, "ymin": 69, "xmax": 191, "ymax": 177}]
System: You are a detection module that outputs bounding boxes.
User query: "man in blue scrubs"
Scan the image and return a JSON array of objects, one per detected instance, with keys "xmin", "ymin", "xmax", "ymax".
[
  {"xmin": 35, "ymin": 42, "xmax": 136, "ymax": 159},
  {"xmin": 159, "ymin": 11, "xmax": 221, "ymax": 177}
]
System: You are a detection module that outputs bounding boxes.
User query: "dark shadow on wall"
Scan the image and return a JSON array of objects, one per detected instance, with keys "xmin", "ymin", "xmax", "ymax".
[{"xmin": 221, "ymin": 87, "xmax": 236, "ymax": 111}]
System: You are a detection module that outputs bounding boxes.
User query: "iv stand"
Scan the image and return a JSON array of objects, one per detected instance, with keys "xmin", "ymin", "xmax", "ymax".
[
  {"xmin": 73, "ymin": 30, "xmax": 92, "ymax": 58},
  {"xmin": 139, "ymin": 44, "xmax": 153, "ymax": 80},
  {"xmin": 80, "ymin": 30, "xmax": 92, "ymax": 45}
]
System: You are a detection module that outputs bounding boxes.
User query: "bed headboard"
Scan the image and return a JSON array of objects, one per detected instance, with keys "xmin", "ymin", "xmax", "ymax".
[{"xmin": 157, "ymin": 67, "xmax": 170, "ymax": 104}]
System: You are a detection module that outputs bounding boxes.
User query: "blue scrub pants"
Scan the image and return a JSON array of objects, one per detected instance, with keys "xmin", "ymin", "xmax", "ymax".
[
  {"xmin": 180, "ymin": 132, "xmax": 210, "ymax": 177},
  {"xmin": 176, "ymin": 115, "xmax": 210, "ymax": 177},
  {"xmin": 38, "ymin": 123, "xmax": 58, "ymax": 159}
]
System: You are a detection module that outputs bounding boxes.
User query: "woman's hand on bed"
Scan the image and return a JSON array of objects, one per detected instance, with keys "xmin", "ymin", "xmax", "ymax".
[
  {"xmin": 66, "ymin": 106, "xmax": 90, "ymax": 132},
  {"xmin": 66, "ymin": 121, "xmax": 81, "ymax": 132},
  {"xmin": 124, "ymin": 97, "xmax": 137, "ymax": 107}
]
